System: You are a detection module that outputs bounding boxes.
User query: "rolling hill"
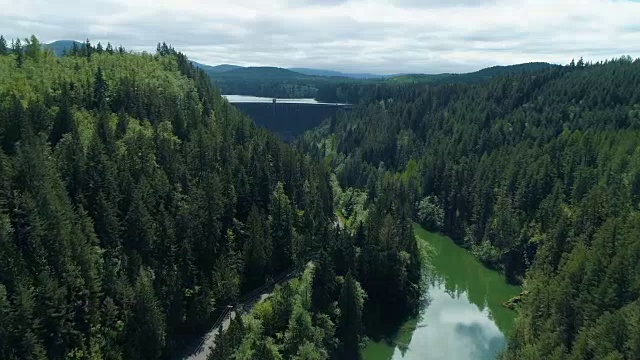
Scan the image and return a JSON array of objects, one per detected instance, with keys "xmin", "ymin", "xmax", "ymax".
[
  {"xmin": 191, "ymin": 61, "xmax": 242, "ymax": 73},
  {"xmin": 43, "ymin": 40, "xmax": 82, "ymax": 56},
  {"xmin": 288, "ymin": 67, "xmax": 385, "ymax": 79},
  {"xmin": 386, "ymin": 62, "xmax": 557, "ymax": 84},
  {"xmin": 211, "ymin": 66, "xmax": 320, "ymax": 81}
]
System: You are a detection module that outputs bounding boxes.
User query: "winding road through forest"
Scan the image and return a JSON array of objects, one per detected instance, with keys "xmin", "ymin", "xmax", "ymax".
[{"xmin": 181, "ymin": 267, "xmax": 303, "ymax": 360}]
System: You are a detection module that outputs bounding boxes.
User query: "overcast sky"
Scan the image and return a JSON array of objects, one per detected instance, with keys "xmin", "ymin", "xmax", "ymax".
[{"xmin": 1, "ymin": 0, "xmax": 639, "ymax": 74}]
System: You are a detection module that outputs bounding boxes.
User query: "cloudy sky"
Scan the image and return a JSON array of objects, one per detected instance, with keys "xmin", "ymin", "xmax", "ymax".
[{"xmin": 1, "ymin": 0, "xmax": 639, "ymax": 74}]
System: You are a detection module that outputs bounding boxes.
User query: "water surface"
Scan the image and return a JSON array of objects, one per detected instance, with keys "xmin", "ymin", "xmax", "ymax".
[
  {"xmin": 363, "ymin": 225, "xmax": 521, "ymax": 360},
  {"xmin": 223, "ymin": 95, "xmax": 347, "ymax": 105}
]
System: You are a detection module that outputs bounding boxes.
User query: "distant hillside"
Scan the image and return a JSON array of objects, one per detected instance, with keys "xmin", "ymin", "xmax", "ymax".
[
  {"xmin": 191, "ymin": 61, "xmax": 242, "ymax": 73},
  {"xmin": 192, "ymin": 63, "xmax": 384, "ymax": 79},
  {"xmin": 207, "ymin": 67, "xmax": 329, "ymax": 97},
  {"xmin": 387, "ymin": 62, "xmax": 557, "ymax": 84},
  {"xmin": 192, "ymin": 60, "xmax": 558, "ymax": 99},
  {"xmin": 44, "ymin": 40, "xmax": 82, "ymax": 56},
  {"xmin": 316, "ymin": 62, "xmax": 559, "ymax": 103},
  {"xmin": 473, "ymin": 62, "xmax": 558, "ymax": 77},
  {"xmin": 212, "ymin": 66, "xmax": 319, "ymax": 81},
  {"xmin": 289, "ymin": 68, "xmax": 384, "ymax": 79}
]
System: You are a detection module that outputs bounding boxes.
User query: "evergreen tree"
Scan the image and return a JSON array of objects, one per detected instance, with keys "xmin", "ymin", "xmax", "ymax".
[
  {"xmin": 24, "ymin": 35, "xmax": 41, "ymax": 60},
  {"xmin": 270, "ymin": 181, "xmax": 294, "ymax": 271},
  {"xmin": 94, "ymin": 67, "xmax": 108, "ymax": 110},
  {"xmin": 337, "ymin": 272, "xmax": 363, "ymax": 359},
  {"xmin": 311, "ymin": 251, "xmax": 336, "ymax": 314},
  {"xmin": 0, "ymin": 35, "xmax": 8, "ymax": 55},
  {"xmin": 11, "ymin": 38, "xmax": 24, "ymax": 66},
  {"xmin": 83, "ymin": 39, "xmax": 92, "ymax": 58},
  {"xmin": 244, "ymin": 206, "xmax": 271, "ymax": 288},
  {"xmin": 49, "ymin": 83, "xmax": 74, "ymax": 147},
  {"xmin": 125, "ymin": 268, "xmax": 166, "ymax": 360}
]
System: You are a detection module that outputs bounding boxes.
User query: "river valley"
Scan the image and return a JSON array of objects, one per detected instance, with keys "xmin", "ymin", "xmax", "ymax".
[{"xmin": 363, "ymin": 225, "xmax": 521, "ymax": 360}]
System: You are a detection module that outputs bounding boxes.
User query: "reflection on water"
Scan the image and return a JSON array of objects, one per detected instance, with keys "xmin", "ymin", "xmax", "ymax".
[{"xmin": 362, "ymin": 225, "xmax": 521, "ymax": 360}]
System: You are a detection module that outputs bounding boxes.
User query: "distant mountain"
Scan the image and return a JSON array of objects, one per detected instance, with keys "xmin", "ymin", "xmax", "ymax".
[
  {"xmin": 211, "ymin": 67, "xmax": 319, "ymax": 81},
  {"xmin": 386, "ymin": 62, "xmax": 557, "ymax": 84},
  {"xmin": 44, "ymin": 40, "xmax": 82, "ymax": 56},
  {"xmin": 288, "ymin": 68, "xmax": 384, "ymax": 79},
  {"xmin": 191, "ymin": 62, "xmax": 242, "ymax": 73},
  {"xmin": 193, "ymin": 62, "xmax": 384, "ymax": 80},
  {"xmin": 203, "ymin": 67, "xmax": 349, "ymax": 98}
]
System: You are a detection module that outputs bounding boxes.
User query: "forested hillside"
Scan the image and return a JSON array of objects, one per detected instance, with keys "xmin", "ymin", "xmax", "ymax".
[
  {"xmin": 300, "ymin": 57, "xmax": 640, "ymax": 359},
  {"xmin": 2, "ymin": 35, "xmax": 338, "ymax": 358},
  {"xmin": 0, "ymin": 35, "xmax": 424, "ymax": 360},
  {"xmin": 195, "ymin": 56, "xmax": 556, "ymax": 101}
]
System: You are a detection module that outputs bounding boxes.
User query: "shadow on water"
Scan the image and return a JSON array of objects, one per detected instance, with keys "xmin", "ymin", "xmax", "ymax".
[{"xmin": 362, "ymin": 315, "xmax": 422, "ymax": 360}]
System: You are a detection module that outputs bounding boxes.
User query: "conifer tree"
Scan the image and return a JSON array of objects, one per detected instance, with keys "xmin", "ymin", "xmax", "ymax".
[
  {"xmin": 0, "ymin": 35, "xmax": 8, "ymax": 55},
  {"xmin": 49, "ymin": 83, "xmax": 74, "ymax": 147},
  {"xmin": 125, "ymin": 268, "xmax": 166, "ymax": 360},
  {"xmin": 337, "ymin": 272, "xmax": 363, "ymax": 359},
  {"xmin": 11, "ymin": 38, "xmax": 23, "ymax": 66}
]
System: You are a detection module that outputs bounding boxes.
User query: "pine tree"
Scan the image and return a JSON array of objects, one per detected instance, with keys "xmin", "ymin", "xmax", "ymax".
[
  {"xmin": 0, "ymin": 35, "xmax": 8, "ymax": 55},
  {"xmin": 311, "ymin": 251, "xmax": 336, "ymax": 314},
  {"xmin": 84, "ymin": 39, "xmax": 92, "ymax": 58},
  {"xmin": 1, "ymin": 94, "xmax": 27, "ymax": 154},
  {"xmin": 94, "ymin": 67, "xmax": 108, "ymax": 110},
  {"xmin": 284, "ymin": 303, "xmax": 316, "ymax": 357},
  {"xmin": 115, "ymin": 108, "xmax": 128, "ymax": 139},
  {"xmin": 24, "ymin": 35, "xmax": 41, "ymax": 60},
  {"xmin": 337, "ymin": 272, "xmax": 363, "ymax": 359},
  {"xmin": 0, "ymin": 284, "xmax": 15, "ymax": 359},
  {"xmin": 71, "ymin": 41, "xmax": 78, "ymax": 56},
  {"xmin": 125, "ymin": 268, "xmax": 166, "ymax": 360},
  {"xmin": 244, "ymin": 206, "xmax": 270, "ymax": 288},
  {"xmin": 11, "ymin": 38, "xmax": 24, "ymax": 66},
  {"xmin": 270, "ymin": 181, "xmax": 293, "ymax": 271},
  {"xmin": 13, "ymin": 285, "xmax": 47, "ymax": 360},
  {"xmin": 49, "ymin": 83, "xmax": 75, "ymax": 147}
]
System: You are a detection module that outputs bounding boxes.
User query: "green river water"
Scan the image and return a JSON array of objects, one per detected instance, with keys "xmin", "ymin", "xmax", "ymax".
[{"xmin": 363, "ymin": 224, "xmax": 521, "ymax": 360}]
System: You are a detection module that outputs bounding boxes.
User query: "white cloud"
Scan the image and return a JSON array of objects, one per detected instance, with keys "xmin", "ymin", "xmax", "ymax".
[{"xmin": 0, "ymin": 0, "xmax": 639, "ymax": 74}]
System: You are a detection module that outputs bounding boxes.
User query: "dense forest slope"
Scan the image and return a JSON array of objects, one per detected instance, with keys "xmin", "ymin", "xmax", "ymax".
[
  {"xmin": 315, "ymin": 62, "xmax": 558, "ymax": 104},
  {"xmin": 300, "ymin": 57, "xmax": 640, "ymax": 359},
  {"xmin": 0, "ymin": 36, "xmax": 423, "ymax": 360},
  {"xmin": 0, "ymin": 37, "xmax": 338, "ymax": 359}
]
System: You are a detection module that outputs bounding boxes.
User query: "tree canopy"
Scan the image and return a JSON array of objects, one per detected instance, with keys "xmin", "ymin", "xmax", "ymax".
[
  {"xmin": 300, "ymin": 56, "xmax": 640, "ymax": 358},
  {"xmin": 0, "ymin": 35, "xmax": 338, "ymax": 359}
]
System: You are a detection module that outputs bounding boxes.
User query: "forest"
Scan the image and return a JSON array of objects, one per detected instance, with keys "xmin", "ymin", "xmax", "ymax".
[
  {"xmin": 0, "ymin": 35, "xmax": 423, "ymax": 360},
  {"xmin": 3, "ymin": 31, "xmax": 640, "ymax": 360},
  {"xmin": 300, "ymin": 56, "xmax": 640, "ymax": 359}
]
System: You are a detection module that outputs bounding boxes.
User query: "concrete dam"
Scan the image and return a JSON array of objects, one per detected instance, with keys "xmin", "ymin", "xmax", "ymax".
[{"xmin": 224, "ymin": 96, "xmax": 352, "ymax": 141}]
